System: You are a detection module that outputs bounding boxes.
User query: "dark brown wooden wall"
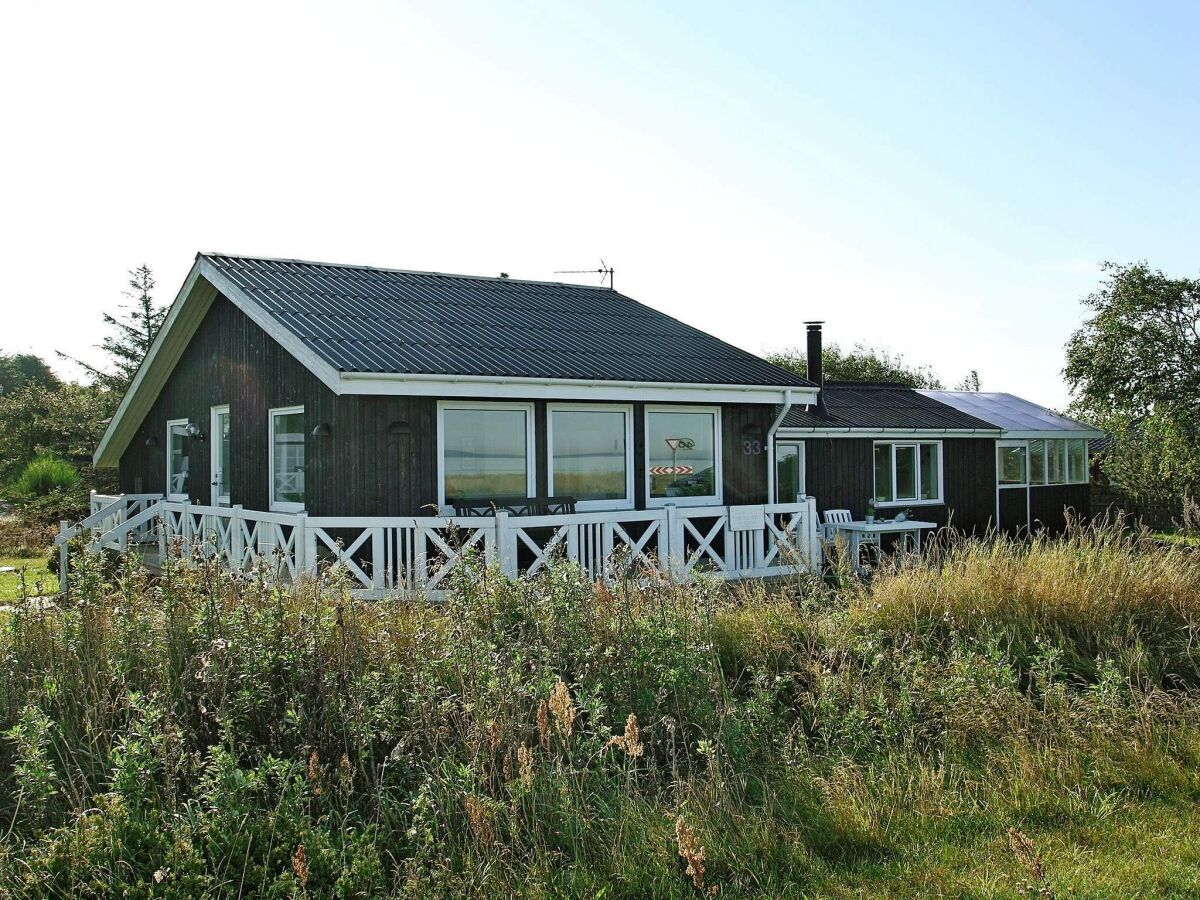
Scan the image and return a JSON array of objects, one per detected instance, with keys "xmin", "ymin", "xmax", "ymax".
[
  {"xmin": 803, "ymin": 436, "xmax": 997, "ymax": 533},
  {"xmin": 1030, "ymin": 483, "xmax": 1090, "ymax": 534},
  {"xmin": 118, "ymin": 297, "xmax": 440, "ymax": 516},
  {"xmin": 117, "ymin": 293, "xmax": 774, "ymax": 514}
]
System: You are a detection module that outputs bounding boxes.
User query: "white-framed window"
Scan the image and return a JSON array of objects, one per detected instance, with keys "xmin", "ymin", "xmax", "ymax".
[
  {"xmin": 645, "ymin": 406, "xmax": 722, "ymax": 507},
  {"xmin": 873, "ymin": 440, "xmax": 942, "ymax": 505},
  {"xmin": 997, "ymin": 442, "xmax": 1028, "ymax": 487},
  {"xmin": 269, "ymin": 406, "xmax": 306, "ymax": 512},
  {"xmin": 438, "ymin": 401, "xmax": 536, "ymax": 508},
  {"xmin": 1066, "ymin": 438, "xmax": 1088, "ymax": 483},
  {"xmin": 211, "ymin": 404, "xmax": 231, "ymax": 506},
  {"xmin": 775, "ymin": 440, "xmax": 806, "ymax": 503},
  {"xmin": 547, "ymin": 403, "xmax": 634, "ymax": 511},
  {"xmin": 1025, "ymin": 438, "xmax": 1089, "ymax": 487},
  {"xmin": 166, "ymin": 418, "xmax": 190, "ymax": 501}
]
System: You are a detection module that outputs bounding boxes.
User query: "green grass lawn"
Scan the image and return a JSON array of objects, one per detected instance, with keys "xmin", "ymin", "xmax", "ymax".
[
  {"xmin": 0, "ymin": 552, "xmax": 53, "ymax": 602},
  {"xmin": 1153, "ymin": 530, "xmax": 1200, "ymax": 547}
]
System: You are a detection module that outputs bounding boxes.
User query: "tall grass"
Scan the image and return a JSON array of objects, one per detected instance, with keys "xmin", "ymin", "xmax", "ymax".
[{"xmin": 1, "ymin": 524, "xmax": 1198, "ymax": 896}]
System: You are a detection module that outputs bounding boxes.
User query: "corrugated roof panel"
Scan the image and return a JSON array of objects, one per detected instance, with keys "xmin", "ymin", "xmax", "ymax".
[
  {"xmin": 781, "ymin": 382, "xmax": 999, "ymax": 431},
  {"xmin": 918, "ymin": 391, "xmax": 1101, "ymax": 435},
  {"xmin": 202, "ymin": 254, "xmax": 812, "ymax": 387}
]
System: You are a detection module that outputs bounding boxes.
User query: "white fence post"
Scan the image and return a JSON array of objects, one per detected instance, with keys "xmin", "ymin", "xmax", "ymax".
[
  {"xmin": 806, "ymin": 496, "xmax": 821, "ymax": 570},
  {"xmin": 495, "ymin": 510, "xmax": 518, "ymax": 577},
  {"xmin": 58, "ymin": 520, "xmax": 69, "ymax": 594},
  {"xmin": 293, "ymin": 513, "xmax": 308, "ymax": 578},
  {"xmin": 230, "ymin": 506, "xmax": 244, "ymax": 570},
  {"xmin": 665, "ymin": 504, "xmax": 684, "ymax": 581}
]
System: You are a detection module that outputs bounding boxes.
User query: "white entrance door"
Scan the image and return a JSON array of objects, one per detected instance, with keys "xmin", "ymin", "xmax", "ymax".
[{"xmin": 211, "ymin": 405, "xmax": 231, "ymax": 506}]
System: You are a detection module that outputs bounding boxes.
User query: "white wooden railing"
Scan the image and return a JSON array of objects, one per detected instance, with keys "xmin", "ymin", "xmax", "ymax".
[{"xmin": 67, "ymin": 496, "xmax": 820, "ymax": 598}]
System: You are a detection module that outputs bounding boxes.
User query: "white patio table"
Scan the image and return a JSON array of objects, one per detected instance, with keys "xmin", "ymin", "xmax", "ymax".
[{"xmin": 832, "ymin": 519, "xmax": 938, "ymax": 574}]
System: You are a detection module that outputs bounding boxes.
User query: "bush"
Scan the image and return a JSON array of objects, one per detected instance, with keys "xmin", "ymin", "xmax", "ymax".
[
  {"xmin": 0, "ymin": 518, "xmax": 55, "ymax": 557},
  {"xmin": 12, "ymin": 454, "xmax": 81, "ymax": 498},
  {"xmin": 2, "ymin": 534, "xmax": 1199, "ymax": 896}
]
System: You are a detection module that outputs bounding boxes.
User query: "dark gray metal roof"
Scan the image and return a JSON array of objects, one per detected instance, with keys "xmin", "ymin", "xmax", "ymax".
[
  {"xmin": 200, "ymin": 254, "xmax": 811, "ymax": 387},
  {"xmin": 780, "ymin": 381, "xmax": 998, "ymax": 431}
]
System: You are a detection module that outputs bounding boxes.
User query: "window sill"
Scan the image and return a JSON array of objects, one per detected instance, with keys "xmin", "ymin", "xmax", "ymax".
[
  {"xmin": 646, "ymin": 495, "xmax": 723, "ymax": 509},
  {"xmin": 270, "ymin": 502, "xmax": 306, "ymax": 514},
  {"xmin": 875, "ymin": 499, "xmax": 944, "ymax": 507}
]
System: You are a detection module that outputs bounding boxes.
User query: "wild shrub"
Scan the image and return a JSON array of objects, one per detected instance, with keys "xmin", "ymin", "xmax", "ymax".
[
  {"xmin": 12, "ymin": 453, "xmax": 81, "ymax": 498},
  {"xmin": 0, "ymin": 518, "xmax": 55, "ymax": 557},
  {"xmin": 0, "ymin": 528, "xmax": 1198, "ymax": 896}
]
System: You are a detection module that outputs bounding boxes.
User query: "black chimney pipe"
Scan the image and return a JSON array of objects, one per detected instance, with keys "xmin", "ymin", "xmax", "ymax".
[{"xmin": 804, "ymin": 321, "xmax": 827, "ymax": 417}]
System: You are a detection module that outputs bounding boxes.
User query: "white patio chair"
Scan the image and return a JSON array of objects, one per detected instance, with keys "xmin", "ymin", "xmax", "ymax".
[{"xmin": 821, "ymin": 509, "xmax": 853, "ymax": 540}]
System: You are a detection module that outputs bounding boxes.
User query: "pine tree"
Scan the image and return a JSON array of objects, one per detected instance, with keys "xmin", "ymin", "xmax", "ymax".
[{"xmin": 60, "ymin": 265, "xmax": 166, "ymax": 393}]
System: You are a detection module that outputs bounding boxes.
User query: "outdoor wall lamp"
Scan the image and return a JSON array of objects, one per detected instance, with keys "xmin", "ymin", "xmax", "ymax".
[
  {"xmin": 144, "ymin": 436, "xmax": 158, "ymax": 447},
  {"xmin": 312, "ymin": 423, "xmax": 332, "ymax": 437},
  {"xmin": 185, "ymin": 422, "xmax": 204, "ymax": 439}
]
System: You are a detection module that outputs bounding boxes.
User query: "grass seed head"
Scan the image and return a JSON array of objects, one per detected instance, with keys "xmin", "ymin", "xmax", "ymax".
[{"xmin": 549, "ymin": 677, "xmax": 576, "ymax": 738}]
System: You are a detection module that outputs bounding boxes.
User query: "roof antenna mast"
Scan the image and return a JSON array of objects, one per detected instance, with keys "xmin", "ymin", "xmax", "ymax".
[{"xmin": 554, "ymin": 259, "xmax": 614, "ymax": 290}]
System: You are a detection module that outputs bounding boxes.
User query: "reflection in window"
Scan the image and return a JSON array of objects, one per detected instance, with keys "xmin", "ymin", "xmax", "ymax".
[
  {"xmin": 1028, "ymin": 438, "xmax": 1046, "ymax": 485},
  {"xmin": 1067, "ymin": 439, "xmax": 1088, "ymax": 483},
  {"xmin": 998, "ymin": 445, "xmax": 1027, "ymax": 485},
  {"xmin": 271, "ymin": 408, "xmax": 305, "ymax": 510},
  {"xmin": 442, "ymin": 405, "xmax": 531, "ymax": 504},
  {"xmin": 647, "ymin": 409, "xmax": 718, "ymax": 502},
  {"xmin": 776, "ymin": 441, "xmax": 805, "ymax": 502},
  {"xmin": 1046, "ymin": 438, "xmax": 1066, "ymax": 484},
  {"xmin": 549, "ymin": 407, "xmax": 630, "ymax": 506},
  {"xmin": 874, "ymin": 441, "xmax": 941, "ymax": 503},
  {"xmin": 167, "ymin": 420, "xmax": 189, "ymax": 499}
]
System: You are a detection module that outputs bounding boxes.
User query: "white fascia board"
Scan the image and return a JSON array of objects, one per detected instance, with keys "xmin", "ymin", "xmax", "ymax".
[
  {"xmin": 337, "ymin": 371, "xmax": 817, "ymax": 405},
  {"xmin": 999, "ymin": 429, "xmax": 1106, "ymax": 440},
  {"xmin": 94, "ymin": 261, "xmax": 212, "ymax": 467},
  {"xmin": 777, "ymin": 427, "xmax": 1002, "ymax": 439},
  {"xmin": 197, "ymin": 258, "xmax": 343, "ymax": 395}
]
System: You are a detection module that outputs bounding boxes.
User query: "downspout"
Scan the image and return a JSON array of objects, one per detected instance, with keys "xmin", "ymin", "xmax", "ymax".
[{"xmin": 766, "ymin": 388, "xmax": 795, "ymax": 503}]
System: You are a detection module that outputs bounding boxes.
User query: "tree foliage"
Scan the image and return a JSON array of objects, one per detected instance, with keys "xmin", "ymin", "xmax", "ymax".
[
  {"xmin": 0, "ymin": 353, "xmax": 60, "ymax": 396},
  {"xmin": 59, "ymin": 265, "xmax": 165, "ymax": 393},
  {"xmin": 0, "ymin": 381, "xmax": 114, "ymax": 491},
  {"xmin": 766, "ymin": 342, "xmax": 945, "ymax": 389},
  {"xmin": 1065, "ymin": 262, "xmax": 1200, "ymax": 501}
]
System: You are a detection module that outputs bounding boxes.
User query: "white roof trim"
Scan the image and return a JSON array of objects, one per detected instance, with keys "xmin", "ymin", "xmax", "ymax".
[
  {"xmin": 777, "ymin": 427, "xmax": 1001, "ymax": 439},
  {"xmin": 338, "ymin": 371, "xmax": 815, "ymax": 404}
]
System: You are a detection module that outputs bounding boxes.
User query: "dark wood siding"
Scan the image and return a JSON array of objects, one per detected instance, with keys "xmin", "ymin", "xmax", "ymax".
[
  {"xmin": 802, "ymin": 436, "xmax": 997, "ymax": 534},
  {"xmin": 119, "ymin": 297, "xmax": 439, "ymax": 516},
  {"xmin": 721, "ymin": 403, "xmax": 773, "ymax": 505},
  {"xmin": 117, "ymin": 295, "xmax": 773, "ymax": 515},
  {"xmin": 1030, "ymin": 483, "xmax": 1090, "ymax": 534}
]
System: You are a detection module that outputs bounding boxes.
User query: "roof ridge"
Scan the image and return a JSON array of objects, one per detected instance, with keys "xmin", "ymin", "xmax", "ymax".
[{"xmin": 200, "ymin": 251, "xmax": 620, "ymax": 293}]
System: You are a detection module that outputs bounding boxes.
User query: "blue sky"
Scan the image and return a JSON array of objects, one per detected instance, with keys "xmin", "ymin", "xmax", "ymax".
[{"xmin": 2, "ymin": 0, "xmax": 1196, "ymax": 407}]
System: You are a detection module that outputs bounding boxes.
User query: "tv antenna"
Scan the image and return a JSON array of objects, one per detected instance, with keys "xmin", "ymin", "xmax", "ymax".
[{"xmin": 555, "ymin": 259, "xmax": 614, "ymax": 289}]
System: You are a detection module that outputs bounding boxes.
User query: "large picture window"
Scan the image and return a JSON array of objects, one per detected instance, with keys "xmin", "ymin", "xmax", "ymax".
[
  {"xmin": 646, "ymin": 407, "xmax": 721, "ymax": 506},
  {"xmin": 874, "ymin": 441, "xmax": 942, "ymax": 504},
  {"xmin": 547, "ymin": 405, "xmax": 633, "ymax": 510},
  {"xmin": 439, "ymin": 402, "xmax": 535, "ymax": 506},
  {"xmin": 270, "ymin": 406, "xmax": 305, "ymax": 512},
  {"xmin": 166, "ymin": 418, "xmax": 190, "ymax": 500}
]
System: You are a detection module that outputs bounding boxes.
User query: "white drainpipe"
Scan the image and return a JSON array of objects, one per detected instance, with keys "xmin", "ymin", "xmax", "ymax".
[{"xmin": 765, "ymin": 389, "xmax": 795, "ymax": 503}]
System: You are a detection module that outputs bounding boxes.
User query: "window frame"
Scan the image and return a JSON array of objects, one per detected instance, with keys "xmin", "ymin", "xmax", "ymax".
[
  {"xmin": 996, "ymin": 440, "xmax": 1029, "ymax": 488},
  {"xmin": 166, "ymin": 417, "xmax": 190, "ymax": 502},
  {"xmin": 1066, "ymin": 438, "xmax": 1089, "ymax": 484},
  {"xmin": 210, "ymin": 404, "xmax": 231, "ymax": 506},
  {"xmin": 774, "ymin": 439, "xmax": 806, "ymax": 503},
  {"xmin": 546, "ymin": 403, "xmax": 635, "ymax": 511},
  {"xmin": 872, "ymin": 440, "xmax": 944, "ymax": 506},
  {"xmin": 644, "ymin": 405, "xmax": 724, "ymax": 508},
  {"xmin": 436, "ymin": 400, "xmax": 537, "ymax": 510},
  {"xmin": 268, "ymin": 405, "xmax": 306, "ymax": 513}
]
